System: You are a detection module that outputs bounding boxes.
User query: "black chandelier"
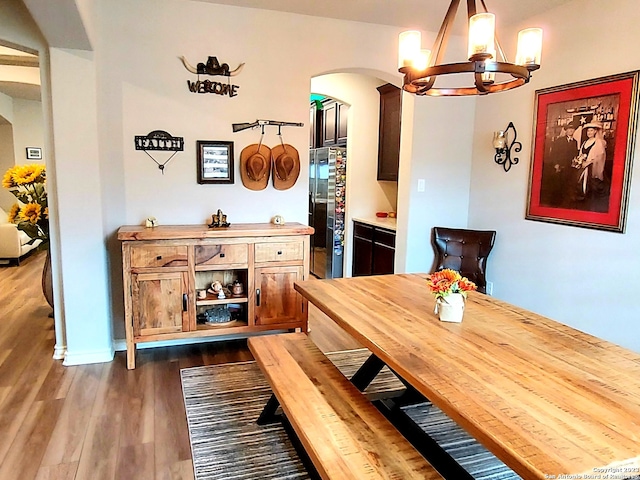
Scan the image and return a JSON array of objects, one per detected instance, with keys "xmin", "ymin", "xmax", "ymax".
[{"xmin": 398, "ymin": 0, "xmax": 543, "ymax": 96}]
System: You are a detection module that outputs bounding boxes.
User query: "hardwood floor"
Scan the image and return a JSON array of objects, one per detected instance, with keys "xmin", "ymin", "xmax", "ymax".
[{"xmin": 0, "ymin": 251, "xmax": 361, "ymax": 479}]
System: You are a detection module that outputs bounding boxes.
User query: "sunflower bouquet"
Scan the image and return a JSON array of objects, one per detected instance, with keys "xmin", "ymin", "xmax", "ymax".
[
  {"xmin": 426, "ymin": 268, "xmax": 477, "ymax": 300},
  {"xmin": 2, "ymin": 164, "xmax": 49, "ymax": 249}
]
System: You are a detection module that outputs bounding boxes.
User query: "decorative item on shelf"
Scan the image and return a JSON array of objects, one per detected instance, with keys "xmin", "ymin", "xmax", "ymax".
[
  {"xmin": 493, "ymin": 122, "xmax": 521, "ymax": 172},
  {"xmin": 210, "ymin": 280, "xmax": 223, "ymax": 294},
  {"xmin": 197, "ymin": 289, "xmax": 207, "ymax": 300},
  {"xmin": 388, "ymin": 212, "xmax": 397, "ymax": 218},
  {"xmin": 397, "ymin": 0, "xmax": 542, "ymax": 96},
  {"xmin": 197, "ymin": 305, "xmax": 232, "ymax": 325},
  {"xmin": 376, "ymin": 212, "xmax": 388, "ymax": 218},
  {"xmin": 2, "ymin": 164, "xmax": 52, "ymax": 311},
  {"xmin": 230, "ymin": 280, "xmax": 244, "ymax": 296},
  {"xmin": 180, "ymin": 55, "xmax": 244, "ymax": 98},
  {"xmin": 271, "ymin": 215, "xmax": 285, "ymax": 225},
  {"xmin": 134, "ymin": 130, "xmax": 184, "ymax": 174},
  {"xmin": 144, "ymin": 217, "xmax": 158, "ymax": 228},
  {"xmin": 208, "ymin": 209, "xmax": 230, "ymax": 228},
  {"xmin": 426, "ymin": 269, "xmax": 477, "ymax": 323}
]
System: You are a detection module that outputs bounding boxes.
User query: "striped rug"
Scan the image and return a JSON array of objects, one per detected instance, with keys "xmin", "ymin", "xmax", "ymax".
[{"xmin": 181, "ymin": 348, "xmax": 520, "ymax": 480}]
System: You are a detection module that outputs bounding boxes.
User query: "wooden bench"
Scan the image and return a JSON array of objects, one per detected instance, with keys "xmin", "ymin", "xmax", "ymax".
[{"xmin": 247, "ymin": 332, "xmax": 443, "ymax": 480}]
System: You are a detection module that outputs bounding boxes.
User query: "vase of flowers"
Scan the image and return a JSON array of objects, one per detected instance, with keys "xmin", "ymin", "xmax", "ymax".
[
  {"xmin": 3, "ymin": 164, "xmax": 52, "ymax": 309},
  {"xmin": 426, "ymin": 269, "xmax": 477, "ymax": 323}
]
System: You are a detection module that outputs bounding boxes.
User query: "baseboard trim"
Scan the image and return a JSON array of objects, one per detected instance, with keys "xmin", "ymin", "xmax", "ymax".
[
  {"xmin": 52, "ymin": 344, "xmax": 66, "ymax": 360},
  {"xmin": 63, "ymin": 347, "xmax": 115, "ymax": 366},
  {"xmin": 112, "ymin": 330, "xmax": 290, "ymax": 352}
]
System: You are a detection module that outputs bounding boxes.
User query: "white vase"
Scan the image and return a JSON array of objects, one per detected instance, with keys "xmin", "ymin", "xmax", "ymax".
[{"xmin": 435, "ymin": 293, "xmax": 465, "ymax": 323}]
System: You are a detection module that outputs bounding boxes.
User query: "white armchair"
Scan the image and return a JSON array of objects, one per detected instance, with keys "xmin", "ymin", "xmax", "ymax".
[{"xmin": 0, "ymin": 206, "xmax": 41, "ymax": 264}]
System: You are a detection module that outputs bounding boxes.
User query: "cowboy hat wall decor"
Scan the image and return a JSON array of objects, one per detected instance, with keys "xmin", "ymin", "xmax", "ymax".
[
  {"xmin": 240, "ymin": 143, "xmax": 271, "ymax": 190},
  {"xmin": 271, "ymin": 143, "xmax": 300, "ymax": 190}
]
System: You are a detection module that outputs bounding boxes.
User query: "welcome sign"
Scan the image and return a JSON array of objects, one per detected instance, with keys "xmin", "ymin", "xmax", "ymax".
[{"xmin": 180, "ymin": 55, "xmax": 243, "ymax": 98}]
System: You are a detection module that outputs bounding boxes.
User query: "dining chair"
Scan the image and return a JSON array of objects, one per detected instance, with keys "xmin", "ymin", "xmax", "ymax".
[{"xmin": 432, "ymin": 227, "xmax": 496, "ymax": 294}]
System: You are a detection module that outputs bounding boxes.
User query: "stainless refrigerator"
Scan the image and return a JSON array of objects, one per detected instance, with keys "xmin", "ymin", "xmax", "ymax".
[{"xmin": 308, "ymin": 147, "xmax": 346, "ymax": 279}]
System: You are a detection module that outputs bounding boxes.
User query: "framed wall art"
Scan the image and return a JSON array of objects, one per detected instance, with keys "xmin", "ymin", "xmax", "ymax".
[
  {"xmin": 26, "ymin": 147, "xmax": 42, "ymax": 160},
  {"xmin": 197, "ymin": 140, "xmax": 234, "ymax": 184},
  {"xmin": 526, "ymin": 71, "xmax": 640, "ymax": 232}
]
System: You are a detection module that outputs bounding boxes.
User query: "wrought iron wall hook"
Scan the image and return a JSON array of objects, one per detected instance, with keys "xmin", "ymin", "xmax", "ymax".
[{"xmin": 493, "ymin": 122, "xmax": 521, "ymax": 172}]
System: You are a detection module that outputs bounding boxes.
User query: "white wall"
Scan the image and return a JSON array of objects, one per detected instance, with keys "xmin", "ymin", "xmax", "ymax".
[
  {"xmin": 311, "ymin": 72, "xmax": 397, "ymax": 277},
  {"xmin": 396, "ymin": 32, "xmax": 477, "ymax": 274},
  {"xmin": 85, "ymin": 1, "xmax": 408, "ymax": 346},
  {"xmin": 12, "ymin": 98, "xmax": 45, "ymax": 165},
  {"xmin": 0, "ymin": 123, "xmax": 16, "ymax": 210},
  {"xmin": 469, "ymin": 0, "xmax": 640, "ymax": 352}
]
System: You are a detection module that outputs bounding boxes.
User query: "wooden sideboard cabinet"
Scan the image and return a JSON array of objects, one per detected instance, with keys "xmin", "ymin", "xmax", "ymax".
[{"xmin": 118, "ymin": 223, "xmax": 313, "ymax": 369}]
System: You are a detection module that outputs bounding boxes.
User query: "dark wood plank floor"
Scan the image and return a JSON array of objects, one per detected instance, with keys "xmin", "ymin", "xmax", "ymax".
[{"xmin": 0, "ymin": 251, "xmax": 361, "ymax": 479}]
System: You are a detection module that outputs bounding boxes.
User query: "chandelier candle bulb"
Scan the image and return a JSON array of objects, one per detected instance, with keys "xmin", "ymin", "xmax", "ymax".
[
  {"xmin": 398, "ymin": 30, "xmax": 422, "ymax": 68},
  {"xmin": 516, "ymin": 28, "xmax": 543, "ymax": 66},
  {"xmin": 468, "ymin": 12, "xmax": 495, "ymax": 59},
  {"xmin": 413, "ymin": 49, "xmax": 431, "ymax": 70}
]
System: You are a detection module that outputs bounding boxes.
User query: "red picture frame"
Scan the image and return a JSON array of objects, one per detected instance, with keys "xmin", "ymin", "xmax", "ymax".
[{"xmin": 526, "ymin": 71, "xmax": 640, "ymax": 232}]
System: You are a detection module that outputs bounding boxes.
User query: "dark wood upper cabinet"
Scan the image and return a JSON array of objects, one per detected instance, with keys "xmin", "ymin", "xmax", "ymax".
[
  {"xmin": 337, "ymin": 103, "xmax": 349, "ymax": 145},
  {"xmin": 376, "ymin": 83, "xmax": 401, "ymax": 181},
  {"xmin": 322, "ymin": 101, "xmax": 337, "ymax": 146},
  {"xmin": 310, "ymin": 99, "xmax": 348, "ymax": 148}
]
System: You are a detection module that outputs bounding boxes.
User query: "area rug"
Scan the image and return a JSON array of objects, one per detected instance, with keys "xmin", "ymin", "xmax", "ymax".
[{"xmin": 181, "ymin": 348, "xmax": 520, "ymax": 480}]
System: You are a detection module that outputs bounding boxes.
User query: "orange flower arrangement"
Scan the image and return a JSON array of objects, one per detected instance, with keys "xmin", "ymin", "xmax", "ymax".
[{"xmin": 426, "ymin": 269, "xmax": 477, "ymax": 299}]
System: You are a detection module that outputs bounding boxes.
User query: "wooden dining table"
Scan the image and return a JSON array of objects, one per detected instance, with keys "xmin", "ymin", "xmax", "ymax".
[{"xmin": 294, "ymin": 273, "xmax": 640, "ymax": 480}]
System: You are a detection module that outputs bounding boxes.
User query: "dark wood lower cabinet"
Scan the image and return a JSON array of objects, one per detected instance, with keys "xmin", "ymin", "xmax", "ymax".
[{"xmin": 352, "ymin": 221, "xmax": 395, "ymax": 276}]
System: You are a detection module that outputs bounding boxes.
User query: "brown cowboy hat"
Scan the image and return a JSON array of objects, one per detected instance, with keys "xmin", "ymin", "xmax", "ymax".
[
  {"xmin": 271, "ymin": 143, "xmax": 300, "ymax": 191},
  {"xmin": 240, "ymin": 144, "xmax": 271, "ymax": 190}
]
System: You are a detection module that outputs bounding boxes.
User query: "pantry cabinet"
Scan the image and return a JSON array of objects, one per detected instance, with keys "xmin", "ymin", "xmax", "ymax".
[{"xmin": 118, "ymin": 223, "xmax": 313, "ymax": 369}]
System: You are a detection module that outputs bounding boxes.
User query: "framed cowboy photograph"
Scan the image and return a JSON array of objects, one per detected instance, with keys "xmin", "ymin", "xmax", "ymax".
[
  {"xmin": 526, "ymin": 70, "xmax": 640, "ymax": 232},
  {"xmin": 197, "ymin": 140, "xmax": 234, "ymax": 184}
]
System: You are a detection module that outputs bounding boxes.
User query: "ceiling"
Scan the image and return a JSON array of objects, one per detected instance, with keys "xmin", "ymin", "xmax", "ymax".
[
  {"xmin": 0, "ymin": 45, "xmax": 40, "ymax": 101},
  {"xmin": 1, "ymin": 0, "xmax": 573, "ymax": 103},
  {"xmin": 193, "ymin": 0, "xmax": 572, "ymax": 32}
]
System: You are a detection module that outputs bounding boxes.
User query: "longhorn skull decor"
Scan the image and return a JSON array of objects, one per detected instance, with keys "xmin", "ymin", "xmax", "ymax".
[{"xmin": 180, "ymin": 55, "xmax": 244, "ymax": 98}]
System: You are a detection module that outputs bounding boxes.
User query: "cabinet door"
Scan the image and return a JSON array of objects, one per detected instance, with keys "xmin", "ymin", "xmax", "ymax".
[
  {"xmin": 372, "ymin": 228, "xmax": 395, "ymax": 275},
  {"xmin": 254, "ymin": 266, "xmax": 304, "ymax": 325},
  {"xmin": 132, "ymin": 271, "xmax": 189, "ymax": 337},
  {"xmin": 352, "ymin": 222, "xmax": 373, "ymax": 277},
  {"xmin": 377, "ymin": 84, "xmax": 401, "ymax": 181},
  {"xmin": 322, "ymin": 101, "xmax": 337, "ymax": 146},
  {"xmin": 337, "ymin": 103, "xmax": 349, "ymax": 145}
]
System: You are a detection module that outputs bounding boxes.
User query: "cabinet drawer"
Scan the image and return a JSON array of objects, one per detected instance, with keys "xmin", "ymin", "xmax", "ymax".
[
  {"xmin": 354, "ymin": 222, "xmax": 373, "ymax": 240},
  {"xmin": 375, "ymin": 229, "xmax": 396, "ymax": 248},
  {"xmin": 130, "ymin": 245, "xmax": 188, "ymax": 268},
  {"xmin": 195, "ymin": 244, "xmax": 248, "ymax": 266},
  {"xmin": 255, "ymin": 241, "xmax": 304, "ymax": 263}
]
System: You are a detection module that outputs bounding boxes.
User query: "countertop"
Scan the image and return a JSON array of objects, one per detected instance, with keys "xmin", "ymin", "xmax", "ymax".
[{"xmin": 352, "ymin": 217, "xmax": 397, "ymax": 231}]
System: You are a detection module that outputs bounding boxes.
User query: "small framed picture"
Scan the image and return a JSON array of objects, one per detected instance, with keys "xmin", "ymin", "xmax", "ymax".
[
  {"xmin": 197, "ymin": 141, "xmax": 234, "ymax": 184},
  {"xmin": 26, "ymin": 147, "xmax": 42, "ymax": 160}
]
